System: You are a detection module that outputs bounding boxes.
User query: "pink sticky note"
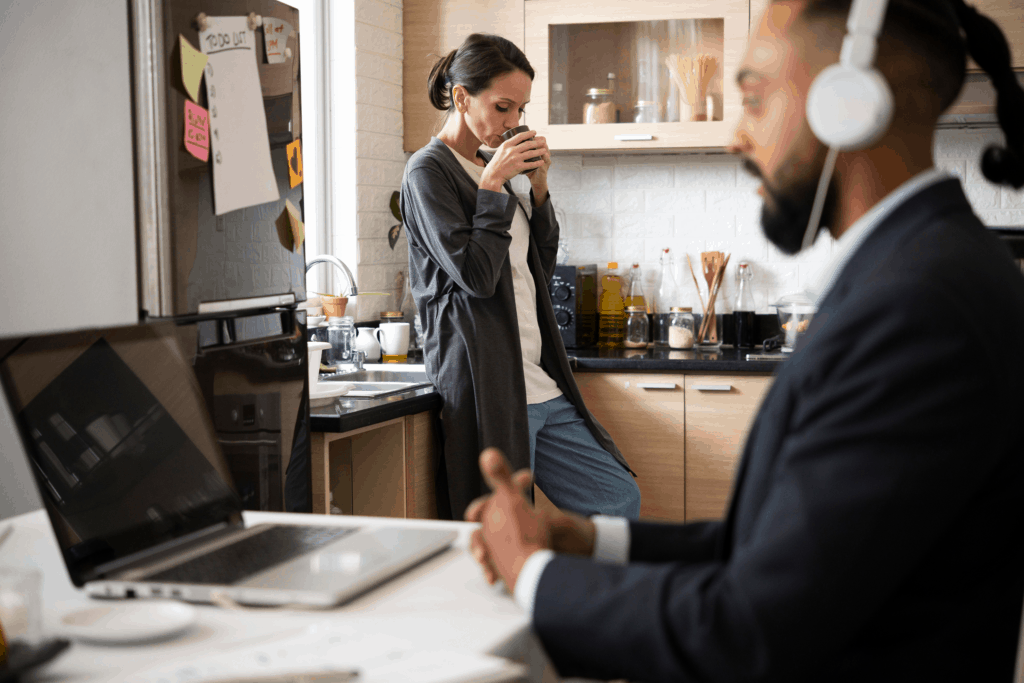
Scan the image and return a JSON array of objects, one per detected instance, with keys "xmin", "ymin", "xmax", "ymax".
[{"xmin": 184, "ymin": 100, "xmax": 210, "ymax": 162}]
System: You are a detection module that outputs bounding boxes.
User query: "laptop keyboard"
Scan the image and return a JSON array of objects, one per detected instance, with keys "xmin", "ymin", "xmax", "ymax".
[{"xmin": 147, "ymin": 525, "xmax": 357, "ymax": 586}]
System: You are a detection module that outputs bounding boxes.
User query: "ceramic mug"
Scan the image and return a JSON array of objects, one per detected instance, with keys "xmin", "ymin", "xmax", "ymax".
[{"xmin": 374, "ymin": 322, "xmax": 410, "ymax": 363}]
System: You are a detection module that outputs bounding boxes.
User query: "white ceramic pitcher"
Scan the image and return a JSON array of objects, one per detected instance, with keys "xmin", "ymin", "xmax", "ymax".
[{"xmin": 355, "ymin": 326, "xmax": 381, "ymax": 362}]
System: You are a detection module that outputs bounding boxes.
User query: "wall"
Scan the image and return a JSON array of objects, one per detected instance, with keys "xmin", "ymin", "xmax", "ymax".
[
  {"xmin": 547, "ymin": 128, "xmax": 1024, "ymax": 313},
  {"xmin": 352, "ymin": 0, "xmax": 409, "ymax": 321}
]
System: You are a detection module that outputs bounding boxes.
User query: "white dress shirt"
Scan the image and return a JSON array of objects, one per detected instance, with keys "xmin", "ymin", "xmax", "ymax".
[{"xmin": 514, "ymin": 167, "xmax": 955, "ymax": 617}]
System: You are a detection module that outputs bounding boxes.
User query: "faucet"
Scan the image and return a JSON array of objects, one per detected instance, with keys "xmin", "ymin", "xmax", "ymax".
[{"xmin": 306, "ymin": 255, "xmax": 358, "ymax": 297}]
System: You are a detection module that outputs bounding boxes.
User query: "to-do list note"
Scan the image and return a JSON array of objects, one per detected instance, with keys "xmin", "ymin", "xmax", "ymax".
[{"xmin": 199, "ymin": 16, "xmax": 280, "ymax": 215}]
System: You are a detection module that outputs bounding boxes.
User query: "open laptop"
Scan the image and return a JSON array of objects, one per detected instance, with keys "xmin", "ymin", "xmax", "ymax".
[{"xmin": 0, "ymin": 321, "xmax": 456, "ymax": 608}]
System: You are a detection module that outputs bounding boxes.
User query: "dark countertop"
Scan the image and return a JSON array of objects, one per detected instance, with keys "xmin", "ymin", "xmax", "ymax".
[
  {"xmin": 309, "ymin": 346, "xmax": 781, "ymax": 433},
  {"xmin": 309, "ymin": 383, "xmax": 441, "ymax": 433},
  {"xmin": 568, "ymin": 346, "xmax": 785, "ymax": 373}
]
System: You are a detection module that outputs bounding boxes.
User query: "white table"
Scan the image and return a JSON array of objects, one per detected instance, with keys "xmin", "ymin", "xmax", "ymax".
[{"xmin": 1, "ymin": 510, "xmax": 558, "ymax": 682}]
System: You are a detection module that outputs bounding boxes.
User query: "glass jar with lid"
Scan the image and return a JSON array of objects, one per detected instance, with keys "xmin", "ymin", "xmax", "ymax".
[
  {"xmin": 380, "ymin": 310, "xmax": 405, "ymax": 323},
  {"xmin": 624, "ymin": 306, "xmax": 649, "ymax": 348},
  {"xmin": 668, "ymin": 307, "xmax": 695, "ymax": 349},
  {"xmin": 326, "ymin": 316, "xmax": 356, "ymax": 365},
  {"xmin": 583, "ymin": 88, "xmax": 615, "ymax": 124}
]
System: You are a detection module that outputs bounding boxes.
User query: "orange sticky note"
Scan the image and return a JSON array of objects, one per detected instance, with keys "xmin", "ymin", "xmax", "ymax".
[
  {"xmin": 184, "ymin": 100, "xmax": 210, "ymax": 162},
  {"xmin": 179, "ymin": 35, "xmax": 208, "ymax": 103},
  {"xmin": 285, "ymin": 198, "xmax": 304, "ymax": 252},
  {"xmin": 286, "ymin": 139, "xmax": 303, "ymax": 188}
]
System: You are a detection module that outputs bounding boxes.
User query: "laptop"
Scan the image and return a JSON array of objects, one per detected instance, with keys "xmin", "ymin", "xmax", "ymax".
[{"xmin": 0, "ymin": 322, "xmax": 456, "ymax": 608}]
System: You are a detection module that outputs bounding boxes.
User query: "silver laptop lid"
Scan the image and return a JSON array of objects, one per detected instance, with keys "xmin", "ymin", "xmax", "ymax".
[{"xmin": 0, "ymin": 323, "xmax": 243, "ymax": 586}]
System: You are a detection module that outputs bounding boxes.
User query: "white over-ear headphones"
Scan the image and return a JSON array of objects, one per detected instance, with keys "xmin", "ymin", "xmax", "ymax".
[
  {"xmin": 806, "ymin": 0, "xmax": 894, "ymax": 150},
  {"xmin": 800, "ymin": 0, "xmax": 894, "ymax": 251}
]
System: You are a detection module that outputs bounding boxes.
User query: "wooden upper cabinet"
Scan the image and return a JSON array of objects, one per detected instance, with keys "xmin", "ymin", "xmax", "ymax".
[
  {"xmin": 524, "ymin": 0, "xmax": 749, "ymax": 152},
  {"xmin": 403, "ymin": 0, "xmax": 525, "ymax": 153},
  {"xmin": 969, "ymin": 1, "xmax": 1024, "ymax": 70}
]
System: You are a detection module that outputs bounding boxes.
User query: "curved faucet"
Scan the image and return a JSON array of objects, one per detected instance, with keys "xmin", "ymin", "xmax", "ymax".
[{"xmin": 306, "ymin": 255, "xmax": 358, "ymax": 297}]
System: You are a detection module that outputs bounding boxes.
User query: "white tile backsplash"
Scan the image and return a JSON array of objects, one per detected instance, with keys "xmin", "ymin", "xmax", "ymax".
[{"xmin": 549, "ymin": 129, "xmax": 1024, "ymax": 313}]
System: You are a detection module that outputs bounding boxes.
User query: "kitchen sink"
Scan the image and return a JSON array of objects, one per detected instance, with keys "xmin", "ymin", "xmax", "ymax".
[{"xmin": 319, "ymin": 364, "xmax": 433, "ymax": 398}]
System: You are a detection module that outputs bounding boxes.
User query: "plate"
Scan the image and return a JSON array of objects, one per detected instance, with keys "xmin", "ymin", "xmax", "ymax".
[
  {"xmin": 59, "ymin": 601, "xmax": 197, "ymax": 645},
  {"xmin": 309, "ymin": 382, "xmax": 351, "ymax": 406}
]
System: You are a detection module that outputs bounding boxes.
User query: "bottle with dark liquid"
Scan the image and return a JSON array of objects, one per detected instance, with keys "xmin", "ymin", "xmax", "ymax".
[{"xmin": 733, "ymin": 262, "xmax": 757, "ymax": 348}]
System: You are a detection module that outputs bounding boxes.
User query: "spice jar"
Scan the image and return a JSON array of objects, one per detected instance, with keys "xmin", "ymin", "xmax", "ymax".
[
  {"xmin": 633, "ymin": 100, "xmax": 659, "ymax": 124},
  {"xmin": 668, "ymin": 307, "xmax": 695, "ymax": 349},
  {"xmin": 624, "ymin": 306, "xmax": 649, "ymax": 348},
  {"xmin": 583, "ymin": 88, "xmax": 615, "ymax": 124}
]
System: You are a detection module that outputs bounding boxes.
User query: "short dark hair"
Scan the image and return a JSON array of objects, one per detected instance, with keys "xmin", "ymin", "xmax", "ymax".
[
  {"xmin": 427, "ymin": 34, "xmax": 535, "ymax": 112},
  {"xmin": 794, "ymin": 0, "xmax": 1024, "ymax": 188}
]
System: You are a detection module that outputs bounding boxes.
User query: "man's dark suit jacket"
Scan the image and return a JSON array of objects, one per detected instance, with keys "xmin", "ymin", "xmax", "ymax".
[{"xmin": 533, "ymin": 179, "xmax": 1024, "ymax": 681}]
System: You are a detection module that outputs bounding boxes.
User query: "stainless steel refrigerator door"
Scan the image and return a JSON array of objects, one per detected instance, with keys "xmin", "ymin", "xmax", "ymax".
[
  {"xmin": 0, "ymin": 0, "xmax": 139, "ymax": 338},
  {"xmin": 133, "ymin": 0, "xmax": 306, "ymax": 318}
]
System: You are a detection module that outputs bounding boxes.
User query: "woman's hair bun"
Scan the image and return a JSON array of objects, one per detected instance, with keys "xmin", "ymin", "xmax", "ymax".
[
  {"xmin": 981, "ymin": 146, "xmax": 1024, "ymax": 189},
  {"xmin": 427, "ymin": 49, "xmax": 458, "ymax": 111}
]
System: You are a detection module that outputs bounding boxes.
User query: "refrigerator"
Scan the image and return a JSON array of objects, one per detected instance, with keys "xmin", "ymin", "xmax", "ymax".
[
  {"xmin": 0, "ymin": 0, "xmax": 306, "ymax": 336},
  {"xmin": 0, "ymin": 0, "xmax": 312, "ymax": 512}
]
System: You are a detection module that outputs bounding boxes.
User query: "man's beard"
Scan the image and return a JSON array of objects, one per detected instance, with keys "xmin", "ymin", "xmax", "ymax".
[{"xmin": 742, "ymin": 154, "xmax": 838, "ymax": 255}]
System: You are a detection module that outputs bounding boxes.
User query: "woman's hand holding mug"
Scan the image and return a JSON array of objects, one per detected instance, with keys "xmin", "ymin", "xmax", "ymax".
[{"xmin": 479, "ymin": 128, "xmax": 547, "ymax": 193}]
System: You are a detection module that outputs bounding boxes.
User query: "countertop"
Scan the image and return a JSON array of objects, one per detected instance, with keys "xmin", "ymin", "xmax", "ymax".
[
  {"xmin": 568, "ymin": 346, "xmax": 785, "ymax": 373},
  {"xmin": 309, "ymin": 346, "xmax": 781, "ymax": 433}
]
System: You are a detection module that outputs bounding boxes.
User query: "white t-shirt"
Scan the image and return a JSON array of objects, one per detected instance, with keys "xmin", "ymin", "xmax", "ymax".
[{"xmin": 444, "ymin": 142, "xmax": 562, "ymax": 405}]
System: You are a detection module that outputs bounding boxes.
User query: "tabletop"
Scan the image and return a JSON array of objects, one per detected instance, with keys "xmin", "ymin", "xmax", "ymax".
[{"xmin": 0, "ymin": 510, "xmax": 557, "ymax": 682}]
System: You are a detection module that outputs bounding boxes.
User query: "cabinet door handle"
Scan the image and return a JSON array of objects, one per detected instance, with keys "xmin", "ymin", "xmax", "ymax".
[
  {"xmin": 637, "ymin": 382, "xmax": 678, "ymax": 390},
  {"xmin": 692, "ymin": 384, "xmax": 733, "ymax": 392},
  {"xmin": 614, "ymin": 134, "xmax": 654, "ymax": 141}
]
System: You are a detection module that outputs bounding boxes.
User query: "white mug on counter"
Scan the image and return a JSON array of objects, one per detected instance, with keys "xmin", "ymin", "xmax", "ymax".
[{"xmin": 374, "ymin": 322, "xmax": 410, "ymax": 363}]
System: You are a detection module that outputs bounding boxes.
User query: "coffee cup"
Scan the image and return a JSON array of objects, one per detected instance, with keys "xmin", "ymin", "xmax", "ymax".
[
  {"xmin": 500, "ymin": 125, "xmax": 542, "ymax": 175},
  {"xmin": 374, "ymin": 322, "xmax": 410, "ymax": 363}
]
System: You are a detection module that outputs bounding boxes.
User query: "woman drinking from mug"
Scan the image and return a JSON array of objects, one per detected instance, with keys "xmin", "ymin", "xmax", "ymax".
[{"xmin": 400, "ymin": 33, "xmax": 641, "ymax": 520}]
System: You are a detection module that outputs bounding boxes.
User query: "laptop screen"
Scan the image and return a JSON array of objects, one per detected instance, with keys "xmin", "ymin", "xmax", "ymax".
[{"xmin": 0, "ymin": 323, "xmax": 243, "ymax": 585}]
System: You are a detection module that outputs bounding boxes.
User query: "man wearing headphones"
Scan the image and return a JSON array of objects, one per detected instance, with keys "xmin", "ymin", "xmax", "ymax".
[{"xmin": 465, "ymin": 0, "xmax": 1024, "ymax": 680}]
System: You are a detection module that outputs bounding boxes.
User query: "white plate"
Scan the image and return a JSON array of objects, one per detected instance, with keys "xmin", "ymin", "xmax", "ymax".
[
  {"xmin": 307, "ymin": 315, "xmax": 325, "ymax": 327},
  {"xmin": 60, "ymin": 601, "xmax": 197, "ymax": 644},
  {"xmin": 309, "ymin": 382, "xmax": 351, "ymax": 406}
]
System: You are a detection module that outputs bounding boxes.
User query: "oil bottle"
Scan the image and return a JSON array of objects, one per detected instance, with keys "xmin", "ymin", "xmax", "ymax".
[
  {"xmin": 598, "ymin": 262, "xmax": 625, "ymax": 347},
  {"xmin": 625, "ymin": 262, "xmax": 647, "ymax": 310}
]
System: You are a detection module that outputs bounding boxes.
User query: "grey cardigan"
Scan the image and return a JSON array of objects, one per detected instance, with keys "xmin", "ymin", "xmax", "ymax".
[{"xmin": 400, "ymin": 137, "xmax": 632, "ymax": 519}]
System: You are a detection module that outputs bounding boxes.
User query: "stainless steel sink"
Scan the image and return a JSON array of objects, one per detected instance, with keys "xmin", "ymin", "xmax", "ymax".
[{"xmin": 319, "ymin": 364, "xmax": 432, "ymax": 398}]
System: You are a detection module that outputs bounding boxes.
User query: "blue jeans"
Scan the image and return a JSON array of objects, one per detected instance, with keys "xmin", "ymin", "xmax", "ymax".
[{"xmin": 527, "ymin": 395, "xmax": 641, "ymax": 519}]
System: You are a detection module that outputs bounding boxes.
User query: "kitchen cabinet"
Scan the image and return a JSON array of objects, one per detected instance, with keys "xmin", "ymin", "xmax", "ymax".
[
  {"xmin": 524, "ymin": 0, "xmax": 749, "ymax": 152},
  {"xmin": 310, "ymin": 410, "xmax": 438, "ymax": 518},
  {"xmin": 683, "ymin": 374, "xmax": 771, "ymax": 520},
  {"xmin": 574, "ymin": 370, "xmax": 771, "ymax": 522},
  {"xmin": 403, "ymin": 0, "xmax": 524, "ymax": 152}
]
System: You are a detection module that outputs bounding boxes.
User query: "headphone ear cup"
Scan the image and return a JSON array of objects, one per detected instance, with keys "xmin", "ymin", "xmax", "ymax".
[{"xmin": 807, "ymin": 63, "xmax": 895, "ymax": 150}]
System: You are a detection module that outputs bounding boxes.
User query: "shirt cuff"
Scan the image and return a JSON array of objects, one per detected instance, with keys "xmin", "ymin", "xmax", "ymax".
[
  {"xmin": 512, "ymin": 549, "xmax": 555, "ymax": 615},
  {"xmin": 591, "ymin": 515, "xmax": 630, "ymax": 565}
]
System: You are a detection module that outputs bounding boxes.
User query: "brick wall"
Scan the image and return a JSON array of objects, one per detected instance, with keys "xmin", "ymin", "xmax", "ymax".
[{"xmin": 352, "ymin": 0, "xmax": 407, "ymax": 321}]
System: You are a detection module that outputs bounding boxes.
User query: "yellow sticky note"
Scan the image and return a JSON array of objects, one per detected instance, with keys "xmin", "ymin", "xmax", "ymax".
[
  {"xmin": 180, "ymin": 34, "xmax": 208, "ymax": 103},
  {"xmin": 285, "ymin": 199, "xmax": 304, "ymax": 252},
  {"xmin": 286, "ymin": 139, "xmax": 303, "ymax": 189}
]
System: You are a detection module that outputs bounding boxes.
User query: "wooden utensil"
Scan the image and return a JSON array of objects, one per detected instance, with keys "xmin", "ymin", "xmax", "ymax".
[
  {"xmin": 698, "ymin": 254, "xmax": 731, "ymax": 343},
  {"xmin": 700, "ymin": 252, "xmax": 724, "ymax": 342},
  {"xmin": 686, "ymin": 254, "xmax": 707, "ymax": 315}
]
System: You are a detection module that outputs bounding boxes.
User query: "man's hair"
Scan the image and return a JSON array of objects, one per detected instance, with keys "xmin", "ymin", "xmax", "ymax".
[{"xmin": 792, "ymin": 0, "xmax": 1024, "ymax": 188}]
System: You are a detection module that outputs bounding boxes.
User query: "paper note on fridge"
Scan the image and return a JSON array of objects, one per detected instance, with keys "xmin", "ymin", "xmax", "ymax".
[
  {"xmin": 199, "ymin": 16, "xmax": 280, "ymax": 215},
  {"xmin": 262, "ymin": 17, "xmax": 293, "ymax": 64},
  {"xmin": 184, "ymin": 100, "xmax": 210, "ymax": 162},
  {"xmin": 179, "ymin": 35, "xmax": 208, "ymax": 102}
]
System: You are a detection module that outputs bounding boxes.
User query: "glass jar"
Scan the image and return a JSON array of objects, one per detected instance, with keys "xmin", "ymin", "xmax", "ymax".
[
  {"xmin": 326, "ymin": 316, "xmax": 356, "ymax": 365},
  {"xmin": 380, "ymin": 311, "xmax": 404, "ymax": 324},
  {"xmin": 583, "ymin": 88, "xmax": 615, "ymax": 124},
  {"xmin": 668, "ymin": 307, "xmax": 695, "ymax": 349},
  {"xmin": 624, "ymin": 306, "xmax": 648, "ymax": 348},
  {"xmin": 633, "ymin": 100, "xmax": 659, "ymax": 124}
]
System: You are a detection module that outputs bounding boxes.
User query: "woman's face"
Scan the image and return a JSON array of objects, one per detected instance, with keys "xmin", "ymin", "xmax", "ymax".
[{"xmin": 455, "ymin": 69, "xmax": 533, "ymax": 148}]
